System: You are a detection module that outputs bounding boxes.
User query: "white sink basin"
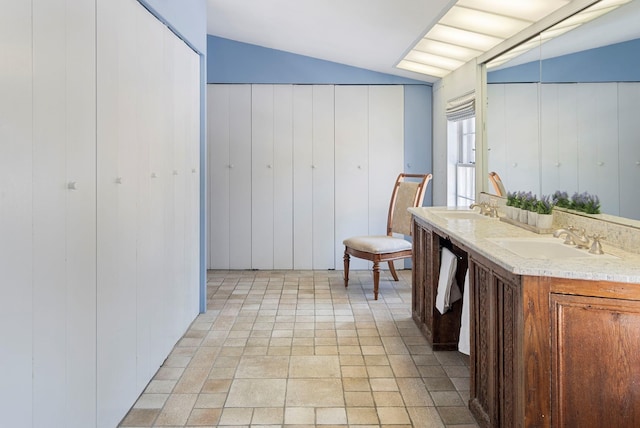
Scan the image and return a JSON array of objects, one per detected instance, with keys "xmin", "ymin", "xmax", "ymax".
[
  {"xmin": 431, "ymin": 209, "xmax": 487, "ymax": 220},
  {"xmin": 488, "ymin": 237, "xmax": 616, "ymax": 259}
]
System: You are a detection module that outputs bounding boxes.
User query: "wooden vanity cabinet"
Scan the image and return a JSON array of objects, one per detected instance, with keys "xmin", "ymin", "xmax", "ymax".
[{"xmin": 411, "ymin": 217, "xmax": 467, "ymax": 351}]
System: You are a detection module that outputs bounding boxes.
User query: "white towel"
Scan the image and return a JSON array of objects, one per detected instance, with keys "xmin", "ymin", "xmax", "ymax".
[
  {"xmin": 458, "ymin": 269, "xmax": 471, "ymax": 355},
  {"xmin": 435, "ymin": 248, "xmax": 462, "ymax": 314}
]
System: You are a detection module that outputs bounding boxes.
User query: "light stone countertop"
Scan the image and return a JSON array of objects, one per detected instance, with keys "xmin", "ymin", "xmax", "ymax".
[{"xmin": 410, "ymin": 206, "xmax": 640, "ymax": 284}]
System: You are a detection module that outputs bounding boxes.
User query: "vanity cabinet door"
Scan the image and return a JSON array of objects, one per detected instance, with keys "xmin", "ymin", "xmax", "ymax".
[
  {"xmin": 550, "ymin": 293, "xmax": 640, "ymax": 427},
  {"xmin": 469, "ymin": 254, "xmax": 523, "ymax": 428}
]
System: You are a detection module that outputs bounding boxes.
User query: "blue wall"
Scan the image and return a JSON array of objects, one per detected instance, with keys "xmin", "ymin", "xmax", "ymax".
[
  {"xmin": 141, "ymin": 0, "xmax": 207, "ymax": 53},
  {"xmin": 489, "ymin": 38, "xmax": 640, "ymax": 83},
  {"xmin": 207, "ymin": 35, "xmax": 427, "ymax": 85}
]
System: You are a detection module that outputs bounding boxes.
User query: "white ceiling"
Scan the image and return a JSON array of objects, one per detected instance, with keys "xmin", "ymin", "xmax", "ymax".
[
  {"xmin": 206, "ymin": 0, "xmax": 455, "ymax": 83},
  {"xmin": 206, "ymin": 0, "xmax": 640, "ymax": 83}
]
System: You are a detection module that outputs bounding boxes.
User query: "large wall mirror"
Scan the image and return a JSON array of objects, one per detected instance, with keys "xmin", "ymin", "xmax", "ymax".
[{"xmin": 484, "ymin": 0, "xmax": 640, "ymax": 220}]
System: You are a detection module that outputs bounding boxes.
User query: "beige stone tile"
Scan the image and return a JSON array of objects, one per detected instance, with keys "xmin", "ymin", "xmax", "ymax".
[
  {"xmin": 173, "ymin": 367, "xmax": 209, "ymax": 393},
  {"xmin": 347, "ymin": 407, "xmax": 380, "ymax": 425},
  {"xmin": 364, "ymin": 355, "xmax": 390, "ymax": 366},
  {"xmin": 370, "ymin": 378, "xmax": 399, "ymax": 391},
  {"xmin": 144, "ymin": 380, "xmax": 176, "ymax": 394},
  {"xmin": 286, "ymin": 379, "xmax": 344, "ymax": 407},
  {"xmin": 339, "ymin": 354, "xmax": 365, "ymax": 366},
  {"xmin": 284, "ymin": 407, "xmax": 315, "ymax": 424},
  {"xmin": 120, "ymin": 408, "xmax": 159, "ymax": 426},
  {"xmin": 343, "ymin": 377, "xmax": 371, "ymax": 391},
  {"xmin": 186, "ymin": 408, "xmax": 222, "ymax": 426},
  {"xmin": 397, "ymin": 378, "xmax": 433, "ymax": 407},
  {"xmin": 361, "ymin": 345, "xmax": 386, "ymax": 355},
  {"xmin": 226, "ymin": 379, "xmax": 286, "ymax": 407},
  {"xmin": 430, "ymin": 390, "xmax": 464, "ymax": 406},
  {"xmin": 367, "ymin": 365, "xmax": 395, "ymax": 378},
  {"xmin": 194, "ymin": 393, "xmax": 226, "ymax": 408},
  {"xmin": 406, "ymin": 406, "xmax": 445, "ymax": 428},
  {"xmin": 436, "ymin": 406, "xmax": 477, "ymax": 425},
  {"xmin": 317, "ymin": 407, "xmax": 347, "ymax": 425},
  {"xmin": 373, "ymin": 391, "xmax": 405, "ymax": 406},
  {"xmin": 377, "ymin": 407, "xmax": 411, "ymax": 425},
  {"xmin": 251, "ymin": 407, "xmax": 284, "ymax": 425},
  {"xmin": 315, "ymin": 345, "xmax": 339, "ymax": 355},
  {"xmin": 154, "ymin": 394, "xmax": 197, "ymax": 426},
  {"xmin": 234, "ymin": 355, "xmax": 289, "ymax": 378},
  {"xmin": 344, "ymin": 391, "xmax": 375, "ymax": 407},
  {"xmin": 289, "ymin": 355, "xmax": 341, "ymax": 378},
  {"xmin": 133, "ymin": 393, "xmax": 168, "ymax": 409},
  {"xmin": 219, "ymin": 407, "xmax": 253, "ymax": 425},
  {"xmin": 201, "ymin": 378, "xmax": 231, "ymax": 393},
  {"xmin": 341, "ymin": 365, "xmax": 368, "ymax": 378}
]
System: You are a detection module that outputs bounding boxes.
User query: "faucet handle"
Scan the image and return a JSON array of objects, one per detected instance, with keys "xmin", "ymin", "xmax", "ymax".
[{"xmin": 588, "ymin": 234, "xmax": 606, "ymax": 255}]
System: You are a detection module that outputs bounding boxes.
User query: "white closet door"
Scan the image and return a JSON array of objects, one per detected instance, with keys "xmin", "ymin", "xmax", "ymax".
[
  {"xmin": 504, "ymin": 83, "xmax": 540, "ymax": 195},
  {"xmin": 273, "ymin": 85, "xmax": 294, "ymax": 269},
  {"xmin": 618, "ymin": 82, "xmax": 640, "ymax": 220},
  {"xmin": 577, "ymin": 83, "xmax": 619, "ymax": 215},
  {"xmin": 486, "ymin": 84, "xmax": 507, "ymax": 187},
  {"xmin": 31, "ymin": 0, "xmax": 97, "ymax": 426},
  {"xmin": 96, "ymin": 0, "xmax": 138, "ymax": 424},
  {"xmin": 312, "ymin": 86, "xmax": 335, "ymax": 269},
  {"xmin": 228, "ymin": 86, "xmax": 252, "ymax": 268},
  {"xmin": 368, "ymin": 86, "xmax": 404, "ymax": 237},
  {"xmin": 335, "ymin": 86, "xmax": 369, "ymax": 270},
  {"xmin": 208, "ymin": 84, "xmax": 252, "ymax": 269},
  {"xmin": 208, "ymin": 85, "xmax": 232, "ymax": 268},
  {"xmin": 252, "ymin": 85, "xmax": 275, "ymax": 269},
  {"xmin": 540, "ymin": 84, "xmax": 579, "ymax": 196},
  {"xmin": 293, "ymin": 86, "xmax": 314, "ymax": 269},
  {"xmin": 0, "ymin": 1, "xmax": 33, "ymax": 424}
]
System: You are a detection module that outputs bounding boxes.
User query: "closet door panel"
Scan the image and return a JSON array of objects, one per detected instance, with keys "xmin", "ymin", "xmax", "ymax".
[
  {"xmin": 540, "ymin": 84, "xmax": 578, "ymax": 195},
  {"xmin": 208, "ymin": 85, "xmax": 231, "ymax": 268},
  {"xmin": 252, "ymin": 85, "xmax": 275, "ymax": 269},
  {"xmin": 504, "ymin": 84, "xmax": 540, "ymax": 195},
  {"xmin": 618, "ymin": 82, "xmax": 640, "ymax": 220},
  {"xmin": 335, "ymin": 85, "xmax": 369, "ymax": 270},
  {"xmin": 486, "ymin": 84, "xmax": 507, "ymax": 183},
  {"xmin": 32, "ymin": 0, "xmax": 97, "ymax": 425},
  {"xmin": 577, "ymin": 83, "xmax": 619, "ymax": 215},
  {"xmin": 312, "ymin": 86, "xmax": 336, "ymax": 269},
  {"xmin": 293, "ymin": 86, "xmax": 314, "ymax": 269},
  {"xmin": 0, "ymin": 1, "xmax": 33, "ymax": 424},
  {"xmin": 368, "ymin": 86, "xmax": 404, "ymax": 236},
  {"xmin": 228, "ymin": 86, "xmax": 252, "ymax": 269},
  {"xmin": 273, "ymin": 85, "xmax": 294, "ymax": 269},
  {"xmin": 96, "ymin": 0, "xmax": 138, "ymax": 424}
]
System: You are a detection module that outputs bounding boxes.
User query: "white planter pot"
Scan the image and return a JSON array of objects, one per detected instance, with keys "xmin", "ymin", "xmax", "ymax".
[
  {"xmin": 519, "ymin": 209, "xmax": 528, "ymax": 224},
  {"xmin": 537, "ymin": 214, "xmax": 553, "ymax": 229},
  {"xmin": 527, "ymin": 211, "xmax": 538, "ymax": 227}
]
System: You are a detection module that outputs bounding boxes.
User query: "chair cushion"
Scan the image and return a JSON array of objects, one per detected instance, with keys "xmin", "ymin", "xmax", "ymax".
[{"xmin": 343, "ymin": 235, "xmax": 412, "ymax": 254}]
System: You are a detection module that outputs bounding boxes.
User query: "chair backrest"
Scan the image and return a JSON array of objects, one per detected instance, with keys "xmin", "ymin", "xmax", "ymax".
[
  {"xmin": 489, "ymin": 171, "xmax": 506, "ymax": 197},
  {"xmin": 387, "ymin": 173, "xmax": 432, "ymax": 236}
]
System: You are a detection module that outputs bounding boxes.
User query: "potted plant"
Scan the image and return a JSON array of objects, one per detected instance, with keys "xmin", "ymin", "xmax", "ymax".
[
  {"xmin": 506, "ymin": 191, "xmax": 517, "ymax": 219},
  {"xmin": 526, "ymin": 194, "xmax": 539, "ymax": 226},
  {"xmin": 519, "ymin": 192, "xmax": 533, "ymax": 224},
  {"xmin": 582, "ymin": 193, "xmax": 601, "ymax": 214},
  {"xmin": 536, "ymin": 195, "xmax": 555, "ymax": 229},
  {"xmin": 552, "ymin": 191, "xmax": 570, "ymax": 209}
]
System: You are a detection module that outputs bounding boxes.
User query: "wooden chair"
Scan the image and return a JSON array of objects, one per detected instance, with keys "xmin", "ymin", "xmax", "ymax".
[
  {"xmin": 489, "ymin": 171, "xmax": 506, "ymax": 197},
  {"xmin": 343, "ymin": 173, "xmax": 432, "ymax": 300}
]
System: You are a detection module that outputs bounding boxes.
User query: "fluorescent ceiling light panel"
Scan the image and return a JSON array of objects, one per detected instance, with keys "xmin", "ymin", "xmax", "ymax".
[
  {"xmin": 404, "ymin": 50, "xmax": 465, "ymax": 70},
  {"xmin": 414, "ymin": 39, "xmax": 482, "ymax": 61},
  {"xmin": 456, "ymin": 0, "xmax": 571, "ymax": 22},
  {"xmin": 441, "ymin": 6, "xmax": 531, "ymax": 39},
  {"xmin": 397, "ymin": 60, "xmax": 449, "ymax": 77},
  {"xmin": 428, "ymin": 24, "xmax": 503, "ymax": 51}
]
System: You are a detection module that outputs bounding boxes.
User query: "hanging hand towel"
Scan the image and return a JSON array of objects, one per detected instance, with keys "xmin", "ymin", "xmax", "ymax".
[
  {"xmin": 435, "ymin": 247, "xmax": 460, "ymax": 314},
  {"xmin": 458, "ymin": 269, "xmax": 471, "ymax": 355}
]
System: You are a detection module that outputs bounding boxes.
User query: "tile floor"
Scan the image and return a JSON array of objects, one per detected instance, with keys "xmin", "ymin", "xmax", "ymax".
[{"xmin": 119, "ymin": 269, "xmax": 478, "ymax": 427}]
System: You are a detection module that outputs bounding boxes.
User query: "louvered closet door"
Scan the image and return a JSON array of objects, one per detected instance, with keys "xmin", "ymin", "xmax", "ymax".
[{"xmin": 0, "ymin": 1, "xmax": 33, "ymax": 424}]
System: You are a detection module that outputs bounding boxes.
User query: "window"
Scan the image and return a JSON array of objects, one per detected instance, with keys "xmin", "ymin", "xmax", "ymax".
[{"xmin": 451, "ymin": 117, "xmax": 476, "ymax": 206}]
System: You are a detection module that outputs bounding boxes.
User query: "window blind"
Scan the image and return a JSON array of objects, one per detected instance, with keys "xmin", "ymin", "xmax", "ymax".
[{"xmin": 446, "ymin": 91, "xmax": 475, "ymax": 122}]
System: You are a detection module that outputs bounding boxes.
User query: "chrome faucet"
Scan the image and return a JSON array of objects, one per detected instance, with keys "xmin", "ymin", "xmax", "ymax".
[
  {"xmin": 553, "ymin": 227, "xmax": 590, "ymax": 249},
  {"xmin": 470, "ymin": 202, "xmax": 491, "ymax": 216}
]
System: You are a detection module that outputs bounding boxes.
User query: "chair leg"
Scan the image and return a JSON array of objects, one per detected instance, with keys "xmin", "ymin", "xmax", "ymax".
[
  {"xmin": 343, "ymin": 249, "xmax": 350, "ymax": 288},
  {"xmin": 372, "ymin": 261, "xmax": 380, "ymax": 300},
  {"xmin": 388, "ymin": 260, "xmax": 399, "ymax": 281}
]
